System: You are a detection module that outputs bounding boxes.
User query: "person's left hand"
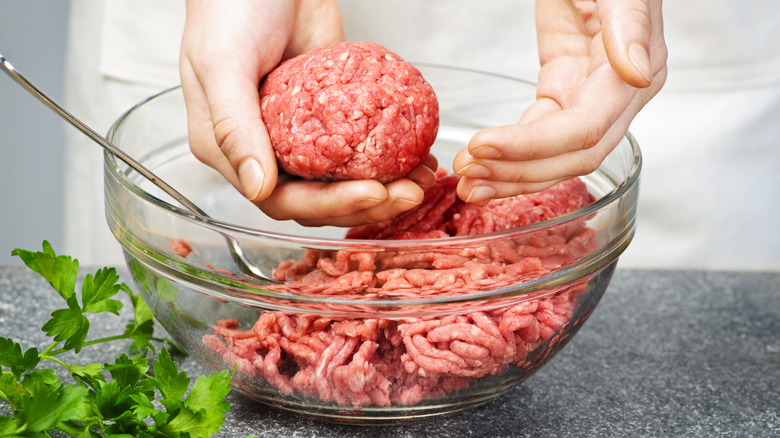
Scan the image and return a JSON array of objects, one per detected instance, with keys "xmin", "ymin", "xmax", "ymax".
[{"xmin": 453, "ymin": 0, "xmax": 667, "ymax": 204}]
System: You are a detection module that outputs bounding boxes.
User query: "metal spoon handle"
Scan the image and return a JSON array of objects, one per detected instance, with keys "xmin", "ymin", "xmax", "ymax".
[
  {"xmin": 0, "ymin": 53, "xmax": 207, "ymax": 217},
  {"xmin": 1, "ymin": 52, "xmax": 279, "ymax": 283}
]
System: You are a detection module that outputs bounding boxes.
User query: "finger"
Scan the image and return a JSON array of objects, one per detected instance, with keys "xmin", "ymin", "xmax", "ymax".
[
  {"xmin": 517, "ymin": 96, "xmax": 564, "ymax": 124},
  {"xmin": 258, "ymin": 177, "xmax": 389, "ymax": 221},
  {"xmin": 456, "ymin": 176, "xmax": 567, "ymax": 206},
  {"xmin": 455, "ymin": 84, "xmax": 641, "ymax": 185},
  {"xmin": 465, "ymin": 71, "xmax": 635, "ymax": 163},
  {"xmin": 456, "ymin": 77, "xmax": 659, "ymax": 183},
  {"xmin": 182, "ymin": 1, "xmax": 298, "ymax": 203},
  {"xmin": 404, "ymin": 154, "xmax": 439, "ymax": 190},
  {"xmin": 299, "ymin": 178, "xmax": 425, "ymax": 227},
  {"xmin": 181, "ymin": 61, "xmax": 243, "ymax": 191},
  {"xmin": 454, "ymin": 78, "xmax": 664, "ymax": 203},
  {"xmin": 455, "ymin": 145, "xmax": 604, "ymax": 186},
  {"xmin": 419, "ymin": 153, "xmax": 439, "ymax": 171},
  {"xmin": 285, "ymin": 0, "xmax": 346, "ymax": 58},
  {"xmin": 197, "ymin": 68, "xmax": 280, "ymax": 203},
  {"xmin": 598, "ymin": 0, "xmax": 655, "ymax": 88}
]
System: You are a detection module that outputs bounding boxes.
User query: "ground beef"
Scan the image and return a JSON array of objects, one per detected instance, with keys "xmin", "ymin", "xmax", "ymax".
[
  {"xmin": 204, "ymin": 175, "xmax": 597, "ymax": 407},
  {"xmin": 203, "ymin": 287, "xmax": 583, "ymax": 407},
  {"xmin": 171, "ymin": 238, "xmax": 194, "ymax": 258},
  {"xmin": 272, "ymin": 174, "xmax": 596, "ymax": 297},
  {"xmin": 259, "ymin": 41, "xmax": 439, "ymax": 182}
]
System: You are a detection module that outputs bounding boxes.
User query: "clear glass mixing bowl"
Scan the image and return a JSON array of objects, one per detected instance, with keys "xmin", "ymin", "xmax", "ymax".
[{"xmin": 104, "ymin": 64, "xmax": 640, "ymax": 424}]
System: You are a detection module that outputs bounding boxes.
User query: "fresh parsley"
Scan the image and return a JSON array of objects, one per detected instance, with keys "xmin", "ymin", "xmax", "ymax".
[{"xmin": 0, "ymin": 241, "xmax": 234, "ymax": 437}]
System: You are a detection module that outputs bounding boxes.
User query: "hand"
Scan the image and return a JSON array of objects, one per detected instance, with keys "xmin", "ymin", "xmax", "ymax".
[
  {"xmin": 180, "ymin": 0, "xmax": 433, "ymax": 227},
  {"xmin": 258, "ymin": 154, "xmax": 438, "ymax": 227},
  {"xmin": 453, "ymin": 0, "xmax": 668, "ymax": 204}
]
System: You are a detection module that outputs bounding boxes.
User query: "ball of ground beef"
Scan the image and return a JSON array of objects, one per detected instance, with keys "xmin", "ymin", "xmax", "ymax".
[{"xmin": 259, "ymin": 41, "xmax": 439, "ymax": 183}]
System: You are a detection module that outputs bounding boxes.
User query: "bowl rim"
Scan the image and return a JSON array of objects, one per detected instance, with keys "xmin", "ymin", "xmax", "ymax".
[{"xmin": 105, "ymin": 64, "xmax": 642, "ymax": 250}]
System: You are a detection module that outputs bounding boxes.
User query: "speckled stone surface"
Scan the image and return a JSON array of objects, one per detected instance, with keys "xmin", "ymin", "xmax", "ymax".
[{"xmin": 2, "ymin": 266, "xmax": 779, "ymax": 437}]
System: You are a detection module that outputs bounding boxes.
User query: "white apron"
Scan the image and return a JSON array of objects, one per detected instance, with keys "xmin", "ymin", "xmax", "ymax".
[{"xmin": 64, "ymin": 0, "xmax": 780, "ymax": 270}]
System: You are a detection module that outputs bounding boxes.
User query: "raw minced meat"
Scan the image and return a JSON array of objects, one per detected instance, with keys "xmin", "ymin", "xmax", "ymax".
[
  {"xmin": 260, "ymin": 41, "xmax": 439, "ymax": 182},
  {"xmin": 204, "ymin": 175, "xmax": 597, "ymax": 407},
  {"xmin": 272, "ymin": 175, "xmax": 596, "ymax": 297},
  {"xmin": 171, "ymin": 238, "xmax": 193, "ymax": 258},
  {"xmin": 203, "ymin": 288, "xmax": 582, "ymax": 407}
]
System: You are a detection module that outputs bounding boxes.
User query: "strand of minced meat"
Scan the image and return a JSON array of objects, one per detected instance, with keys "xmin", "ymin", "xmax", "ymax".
[{"xmin": 203, "ymin": 174, "xmax": 597, "ymax": 407}]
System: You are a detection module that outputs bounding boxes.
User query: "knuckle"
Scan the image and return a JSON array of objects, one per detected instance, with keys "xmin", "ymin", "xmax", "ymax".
[
  {"xmin": 258, "ymin": 203, "xmax": 288, "ymax": 222},
  {"xmin": 524, "ymin": 123, "xmax": 546, "ymax": 160},
  {"xmin": 189, "ymin": 140, "xmax": 220, "ymax": 166},
  {"xmin": 358, "ymin": 208, "xmax": 391, "ymax": 225},
  {"xmin": 576, "ymin": 151, "xmax": 605, "ymax": 176},
  {"xmin": 654, "ymin": 45, "xmax": 670, "ymax": 73},
  {"xmin": 628, "ymin": 4, "xmax": 652, "ymax": 30},
  {"xmin": 577, "ymin": 112, "xmax": 611, "ymax": 152},
  {"xmin": 212, "ymin": 115, "xmax": 242, "ymax": 158}
]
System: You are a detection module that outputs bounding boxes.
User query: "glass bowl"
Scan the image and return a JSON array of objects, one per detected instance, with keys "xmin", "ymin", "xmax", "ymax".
[{"xmin": 104, "ymin": 64, "xmax": 641, "ymax": 424}]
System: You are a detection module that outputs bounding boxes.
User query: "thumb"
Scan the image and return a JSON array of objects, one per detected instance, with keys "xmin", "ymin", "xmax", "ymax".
[
  {"xmin": 200, "ymin": 70, "xmax": 279, "ymax": 203},
  {"xmin": 599, "ymin": 0, "xmax": 656, "ymax": 88}
]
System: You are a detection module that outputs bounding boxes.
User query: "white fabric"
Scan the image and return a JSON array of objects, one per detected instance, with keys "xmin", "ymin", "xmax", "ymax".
[
  {"xmin": 99, "ymin": 1, "xmax": 183, "ymax": 87},
  {"xmin": 63, "ymin": 0, "xmax": 184, "ymax": 266},
  {"xmin": 64, "ymin": 0, "xmax": 780, "ymax": 270}
]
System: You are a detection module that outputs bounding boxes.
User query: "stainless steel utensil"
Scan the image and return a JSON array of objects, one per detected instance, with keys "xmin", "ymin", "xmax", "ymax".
[{"xmin": 0, "ymin": 52, "xmax": 279, "ymax": 283}]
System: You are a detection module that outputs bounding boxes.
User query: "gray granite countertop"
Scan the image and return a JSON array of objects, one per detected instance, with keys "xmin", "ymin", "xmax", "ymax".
[{"xmin": 1, "ymin": 266, "xmax": 779, "ymax": 437}]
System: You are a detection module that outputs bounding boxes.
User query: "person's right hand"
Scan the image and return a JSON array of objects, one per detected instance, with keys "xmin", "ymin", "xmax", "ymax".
[
  {"xmin": 452, "ymin": 0, "xmax": 667, "ymax": 205},
  {"xmin": 180, "ymin": 0, "xmax": 435, "ymax": 227}
]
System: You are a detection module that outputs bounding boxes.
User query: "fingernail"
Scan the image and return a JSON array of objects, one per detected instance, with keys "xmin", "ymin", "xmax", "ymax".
[
  {"xmin": 628, "ymin": 42, "xmax": 652, "ymax": 84},
  {"xmin": 471, "ymin": 145, "xmax": 502, "ymax": 159},
  {"xmin": 389, "ymin": 198, "xmax": 419, "ymax": 214},
  {"xmin": 238, "ymin": 158, "xmax": 264, "ymax": 201},
  {"xmin": 466, "ymin": 185, "xmax": 496, "ymax": 205},
  {"xmin": 455, "ymin": 162, "xmax": 491, "ymax": 178},
  {"xmin": 355, "ymin": 198, "xmax": 384, "ymax": 210}
]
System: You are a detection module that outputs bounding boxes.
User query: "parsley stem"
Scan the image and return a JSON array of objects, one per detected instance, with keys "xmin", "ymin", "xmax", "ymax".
[
  {"xmin": 46, "ymin": 334, "xmax": 128, "ymax": 356},
  {"xmin": 41, "ymin": 354, "xmax": 70, "ymax": 370},
  {"xmin": 40, "ymin": 340, "xmax": 61, "ymax": 357},
  {"xmin": 46, "ymin": 335, "xmax": 169, "ymax": 356}
]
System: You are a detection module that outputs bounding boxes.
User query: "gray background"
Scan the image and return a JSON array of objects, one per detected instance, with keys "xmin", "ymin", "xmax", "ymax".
[{"xmin": 0, "ymin": 0, "xmax": 71, "ymax": 264}]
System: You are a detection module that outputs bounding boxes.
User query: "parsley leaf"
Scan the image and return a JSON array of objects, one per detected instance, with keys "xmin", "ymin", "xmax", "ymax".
[
  {"xmin": 0, "ymin": 337, "xmax": 40, "ymax": 378},
  {"xmin": 104, "ymin": 354, "xmax": 149, "ymax": 389},
  {"xmin": 11, "ymin": 240, "xmax": 79, "ymax": 300},
  {"xmin": 122, "ymin": 283, "xmax": 159, "ymax": 354},
  {"xmin": 17, "ymin": 379, "xmax": 91, "ymax": 433},
  {"xmin": 41, "ymin": 295, "xmax": 90, "ymax": 353},
  {"xmin": 81, "ymin": 267, "xmax": 123, "ymax": 315},
  {"xmin": 166, "ymin": 369, "xmax": 232, "ymax": 438},
  {"xmin": 68, "ymin": 362, "xmax": 106, "ymax": 389},
  {"xmin": 184, "ymin": 370, "xmax": 232, "ymax": 415},
  {"xmin": 153, "ymin": 347, "xmax": 191, "ymax": 401},
  {"xmin": 2, "ymin": 241, "xmax": 236, "ymax": 437}
]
